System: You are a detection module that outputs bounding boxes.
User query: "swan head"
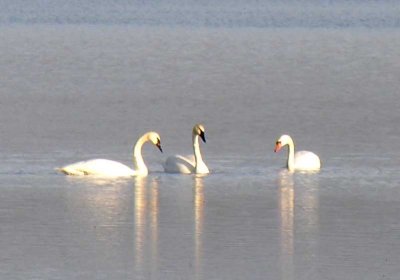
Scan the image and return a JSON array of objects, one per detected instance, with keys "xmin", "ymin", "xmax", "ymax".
[
  {"xmin": 193, "ymin": 124, "xmax": 206, "ymax": 143},
  {"xmin": 148, "ymin": 132, "xmax": 163, "ymax": 152},
  {"xmin": 274, "ymin": 134, "xmax": 293, "ymax": 152}
]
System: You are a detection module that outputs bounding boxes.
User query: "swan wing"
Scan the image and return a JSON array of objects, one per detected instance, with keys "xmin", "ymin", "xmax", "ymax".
[
  {"xmin": 294, "ymin": 151, "xmax": 321, "ymax": 170},
  {"xmin": 59, "ymin": 159, "xmax": 135, "ymax": 177},
  {"xmin": 163, "ymin": 155, "xmax": 195, "ymax": 174}
]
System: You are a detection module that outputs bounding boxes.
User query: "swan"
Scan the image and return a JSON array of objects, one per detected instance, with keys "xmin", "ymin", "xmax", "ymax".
[
  {"xmin": 163, "ymin": 124, "xmax": 209, "ymax": 174},
  {"xmin": 58, "ymin": 132, "xmax": 162, "ymax": 177},
  {"xmin": 274, "ymin": 134, "xmax": 321, "ymax": 171}
]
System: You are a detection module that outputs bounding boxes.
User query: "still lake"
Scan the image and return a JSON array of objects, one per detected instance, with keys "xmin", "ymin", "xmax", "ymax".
[{"xmin": 1, "ymin": 6, "xmax": 400, "ymax": 279}]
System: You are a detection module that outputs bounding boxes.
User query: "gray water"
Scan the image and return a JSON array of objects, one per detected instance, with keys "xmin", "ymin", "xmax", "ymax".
[{"xmin": 1, "ymin": 2, "xmax": 400, "ymax": 279}]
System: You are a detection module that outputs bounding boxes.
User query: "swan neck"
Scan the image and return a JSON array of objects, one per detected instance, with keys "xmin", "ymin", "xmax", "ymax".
[
  {"xmin": 192, "ymin": 134, "xmax": 208, "ymax": 173},
  {"xmin": 133, "ymin": 134, "xmax": 149, "ymax": 175},
  {"xmin": 192, "ymin": 134, "xmax": 203, "ymax": 164},
  {"xmin": 286, "ymin": 138, "xmax": 295, "ymax": 171}
]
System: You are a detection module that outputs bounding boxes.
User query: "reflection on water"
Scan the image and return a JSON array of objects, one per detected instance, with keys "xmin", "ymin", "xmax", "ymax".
[
  {"xmin": 278, "ymin": 170, "xmax": 320, "ymax": 280},
  {"xmin": 70, "ymin": 177, "xmax": 131, "ymax": 243},
  {"xmin": 150, "ymin": 178, "xmax": 159, "ymax": 277},
  {"xmin": 278, "ymin": 171, "xmax": 294, "ymax": 280},
  {"xmin": 134, "ymin": 176, "xmax": 159, "ymax": 278},
  {"xmin": 296, "ymin": 173, "xmax": 320, "ymax": 279},
  {"xmin": 65, "ymin": 176, "xmax": 131, "ymax": 187},
  {"xmin": 132, "ymin": 175, "xmax": 206, "ymax": 279},
  {"xmin": 297, "ymin": 173, "xmax": 320, "ymax": 226},
  {"xmin": 134, "ymin": 176, "xmax": 146, "ymax": 272},
  {"xmin": 193, "ymin": 175, "xmax": 205, "ymax": 280}
]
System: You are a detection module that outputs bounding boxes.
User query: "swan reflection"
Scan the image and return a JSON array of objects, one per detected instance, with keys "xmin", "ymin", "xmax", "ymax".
[
  {"xmin": 278, "ymin": 170, "xmax": 294, "ymax": 280},
  {"xmin": 134, "ymin": 176, "xmax": 159, "ymax": 277},
  {"xmin": 297, "ymin": 173, "xmax": 320, "ymax": 278},
  {"xmin": 194, "ymin": 175, "xmax": 205, "ymax": 280},
  {"xmin": 278, "ymin": 170, "xmax": 320, "ymax": 280}
]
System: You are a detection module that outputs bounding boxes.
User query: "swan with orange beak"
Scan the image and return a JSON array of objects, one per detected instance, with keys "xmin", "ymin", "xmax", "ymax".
[{"xmin": 274, "ymin": 134, "xmax": 321, "ymax": 172}]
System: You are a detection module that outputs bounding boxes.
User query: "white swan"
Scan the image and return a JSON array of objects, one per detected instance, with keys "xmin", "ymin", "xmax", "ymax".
[
  {"xmin": 58, "ymin": 132, "xmax": 162, "ymax": 177},
  {"xmin": 163, "ymin": 124, "xmax": 209, "ymax": 174},
  {"xmin": 274, "ymin": 134, "xmax": 321, "ymax": 171}
]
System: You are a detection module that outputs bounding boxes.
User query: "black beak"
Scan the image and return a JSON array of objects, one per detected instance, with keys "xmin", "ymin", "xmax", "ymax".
[
  {"xmin": 200, "ymin": 131, "xmax": 206, "ymax": 143},
  {"xmin": 156, "ymin": 140, "xmax": 163, "ymax": 153}
]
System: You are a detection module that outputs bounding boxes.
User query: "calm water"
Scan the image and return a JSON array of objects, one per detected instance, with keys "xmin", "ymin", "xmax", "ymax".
[{"xmin": 1, "ymin": 1, "xmax": 400, "ymax": 279}]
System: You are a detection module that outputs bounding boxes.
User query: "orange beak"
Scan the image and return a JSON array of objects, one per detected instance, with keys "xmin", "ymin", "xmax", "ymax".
[{"xmin": 274, "ymin": 142, "xmax": 282, "ymax": 153}]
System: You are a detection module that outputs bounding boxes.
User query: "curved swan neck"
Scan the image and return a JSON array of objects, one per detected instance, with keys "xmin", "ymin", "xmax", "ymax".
[
  {"xmin": 133, "ymin": 133, "xmax": 149, "ymax": 175},
  {"xmin": 192, "ymin": 133, "xmax": 208, "ymax": 173},
  {"xmin": 286, "ymin": 138, "xmax": 295, "ymax": 171},
  {"xmin": 192, "ymin": 134, "xmax": 203, "ymax": 163}
]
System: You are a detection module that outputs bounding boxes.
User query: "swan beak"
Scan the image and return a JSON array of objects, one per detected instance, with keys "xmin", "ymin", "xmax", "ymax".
[
  {"xmin": 200, "ymin": 131, "xmax": 206, "ymax": 143},
  {"xmin": 156, "ymin": 140, "xmax": 163, "ymax": 153},
  {"xmin": 274, "ymin": 142, "xmax": 282, "ymax": 153}
]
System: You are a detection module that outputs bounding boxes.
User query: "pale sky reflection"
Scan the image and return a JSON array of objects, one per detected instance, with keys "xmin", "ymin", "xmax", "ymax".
[
  {"xmin": 278, "ymin": 170, "xmax": 320, "ymax": 280},
  {"xmin": 194, "ymin": 175, "xmax": 205, "ymax": 280},
  {"xmin": 134, "ymin": 176, "xmax": 159, "ymax": 278},
  {"xmin": 278, "ymin": 170, "xmax": 294, "ymax": 280}
]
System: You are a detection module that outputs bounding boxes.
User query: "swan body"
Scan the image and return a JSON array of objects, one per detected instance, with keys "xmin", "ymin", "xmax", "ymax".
[
  {"xmin": 58, "ymin": 132, "xmax": 162, "ymax": 177},
  {"xmin": 274, "ymin": 134, "xmax": 321, "ymax": 171},
  {"xmin": 164, "ymin": 124, "xmax": 209, "ymax": 174},
  {"xmin": 59, "ymin": 159, "xmax": 136, "ymax": 176}
]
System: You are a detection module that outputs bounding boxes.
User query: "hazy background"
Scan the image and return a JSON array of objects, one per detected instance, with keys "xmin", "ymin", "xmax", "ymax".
[{"xmin": 1, "ymin": 1, "xmax": 400, "ymax": 279}]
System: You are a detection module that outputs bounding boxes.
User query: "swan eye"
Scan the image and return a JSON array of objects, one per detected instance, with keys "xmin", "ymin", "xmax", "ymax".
[{"xmin": 276, "ymin": 141, "xmax": 281, "ymax": 145}]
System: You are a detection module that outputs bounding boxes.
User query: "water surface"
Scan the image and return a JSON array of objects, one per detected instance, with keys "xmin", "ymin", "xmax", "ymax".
[{"xmin": 1, "ymin": 4, "xmax": 400, "ymax": 279}]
